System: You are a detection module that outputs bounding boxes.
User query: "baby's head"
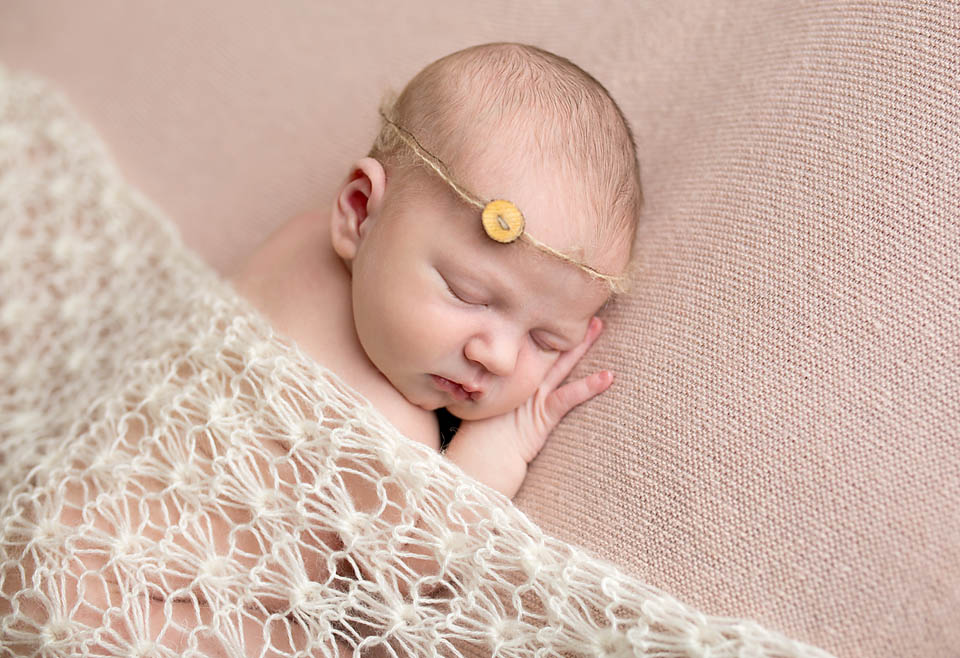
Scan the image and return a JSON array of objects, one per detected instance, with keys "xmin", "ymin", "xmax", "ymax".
[{"xmin": 331, "ymin": 43, "xmax": 642, "ymax": 420}]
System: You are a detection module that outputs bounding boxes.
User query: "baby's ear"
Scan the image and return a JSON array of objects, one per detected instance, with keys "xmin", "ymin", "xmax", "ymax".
[{"xmin": 330, "ymin": 157, "xmax": 387, "ymax": 264}]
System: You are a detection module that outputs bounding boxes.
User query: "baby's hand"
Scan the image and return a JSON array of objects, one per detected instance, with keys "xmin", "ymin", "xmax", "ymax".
[{"xmin": 443, "ymin": 318, "xmax": 612, "ymax": 498}]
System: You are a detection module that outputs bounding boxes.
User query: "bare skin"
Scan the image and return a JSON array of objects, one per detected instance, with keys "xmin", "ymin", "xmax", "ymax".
[
  {"xmin": 3, "ymin": 157, "xmax": 627, "ymax": 657},
  {"xmin": 230, "ymin": 207, "xmax": 443, "ymax": 451},
  {"xmin": 232, "ymin": 157, "xmax": 623, "ymax": 498}
]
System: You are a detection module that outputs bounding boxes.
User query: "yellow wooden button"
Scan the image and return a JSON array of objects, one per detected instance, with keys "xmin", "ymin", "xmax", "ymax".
[{"xmin": 481, "ymin": 200, "xmax": 524, "ymax": 243}]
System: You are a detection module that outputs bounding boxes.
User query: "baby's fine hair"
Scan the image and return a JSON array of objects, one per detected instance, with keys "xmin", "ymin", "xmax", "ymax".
[{"xmin": 370, "ymin": 43, "xmax": 643, "ymax": 261}]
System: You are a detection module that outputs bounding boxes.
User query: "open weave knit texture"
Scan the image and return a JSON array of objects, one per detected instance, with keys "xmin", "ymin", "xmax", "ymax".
[
  {"xmin": 1, "ymin": 2, "xmax": 958, "ymax": 656},
  {"xmin": 0, "ymin": 70, "xmax": 833, "ymax": 656}
]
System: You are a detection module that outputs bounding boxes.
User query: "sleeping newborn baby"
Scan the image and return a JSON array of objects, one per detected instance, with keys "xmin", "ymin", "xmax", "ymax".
[
  {"xmin": 232, "ymin": 42, "xmax": 642, "ymax": 498},
  {"xmin": 0, "ymin": 42, "xmax": 642, "ymax": 657}
]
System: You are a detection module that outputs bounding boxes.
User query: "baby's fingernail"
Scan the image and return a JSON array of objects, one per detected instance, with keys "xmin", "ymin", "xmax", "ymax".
[{"xmin": 597, "ymin": 370, "xmax": 613, "ymax": 386}]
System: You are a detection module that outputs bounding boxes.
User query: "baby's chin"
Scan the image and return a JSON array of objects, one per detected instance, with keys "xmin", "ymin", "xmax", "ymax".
[{"xmin": 442, "ymin": 401, "xmax": 508, "ymax": 422}]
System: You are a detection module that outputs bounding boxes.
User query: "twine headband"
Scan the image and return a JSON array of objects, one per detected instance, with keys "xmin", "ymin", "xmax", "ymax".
[{"xmin": 378, "ymin": 111, "xmax": 630, "ymax": 294}]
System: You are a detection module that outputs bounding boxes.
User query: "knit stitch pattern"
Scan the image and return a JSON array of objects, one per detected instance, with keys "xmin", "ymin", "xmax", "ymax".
[{"xmin": 0, "ymin": 68, "xmax": 830, "ymax": 657}]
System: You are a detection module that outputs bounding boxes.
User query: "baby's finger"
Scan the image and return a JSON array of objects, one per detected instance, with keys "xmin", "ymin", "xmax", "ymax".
[
  {"xmin": 543, "ymin": 370, "xmax": 614, "ymax": 426},
  {"xmin": 542, "ymin": 317, "xmax": 604, "ymax": 391}
]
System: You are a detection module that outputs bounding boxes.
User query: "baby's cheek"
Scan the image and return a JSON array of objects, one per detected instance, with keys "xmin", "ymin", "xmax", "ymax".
[
  {"xmin": 512, "ymin": 356, "xmax": 553, "ymax": 399},
  {"xmin": 530, "ymin": 346, "xmax": 560, "ymax": 377}
]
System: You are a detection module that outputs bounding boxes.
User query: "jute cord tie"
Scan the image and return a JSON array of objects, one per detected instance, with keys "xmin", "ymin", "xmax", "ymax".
[{"xmin": 378, "ymin": 110, "xmax": 629, "ymax": 293}]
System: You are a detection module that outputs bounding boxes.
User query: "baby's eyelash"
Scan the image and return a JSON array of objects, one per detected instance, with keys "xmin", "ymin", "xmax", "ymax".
[
  {"xmin": 443, "ymin": 279, "xmax": 483, "ymax": 306},
  {"xmin": 531, "ymin": 335, "xmax": 560, "ymax": 353},
  {"xmin": 444, "ymin": 281, "xmax": 463, "ymax": 301}
]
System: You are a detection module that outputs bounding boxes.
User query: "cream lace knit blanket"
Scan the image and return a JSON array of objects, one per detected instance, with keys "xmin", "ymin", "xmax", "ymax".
[{"xmin": 0, "ymin": 68, "xmax": 831, "ymax": 657}]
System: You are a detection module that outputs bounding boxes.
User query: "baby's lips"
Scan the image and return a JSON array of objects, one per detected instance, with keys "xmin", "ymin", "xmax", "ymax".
[
  {"xmin": 433, "ymin": 374, "xmax": 484, "ymax": 401},
  {"xmin": 461, "ymin": 382, "xmax": 484, "ymax": 400}
]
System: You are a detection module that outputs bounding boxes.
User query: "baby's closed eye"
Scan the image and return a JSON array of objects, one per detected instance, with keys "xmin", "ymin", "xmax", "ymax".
[
  {"xmin": 530, "ymin": 332, "xmax": 562, "ymax": 354},
  {"xmin": 440, "ymin": 274, "xmax": 487, "ymax": 307}
]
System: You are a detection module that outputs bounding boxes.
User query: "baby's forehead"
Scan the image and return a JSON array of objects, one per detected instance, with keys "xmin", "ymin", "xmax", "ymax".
[
  {"xmin": 431, "ymin": 219, "xmax": 612, "ymax": 319},
  {"xmin": 401, "ymin": 168, "xmax": 626, "ymax": 305},
  {"xmin": 386, "ymin": 105, "xmax": 633, "ymax": 289},
  {"xmin": 458, "ymin": 160, "xmax": 606, "ymax": 255}
]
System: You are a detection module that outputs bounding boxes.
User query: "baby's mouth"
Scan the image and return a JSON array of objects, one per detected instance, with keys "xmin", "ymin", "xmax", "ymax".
[{"xmin": 431, "ymin": 375, "xmax": 482, "ymax": 401}]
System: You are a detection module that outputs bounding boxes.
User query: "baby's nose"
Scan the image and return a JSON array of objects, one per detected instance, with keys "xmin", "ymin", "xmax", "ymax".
[{"xmin": 464, "ymin": 331, "xmax": 519, "ymax": 377}]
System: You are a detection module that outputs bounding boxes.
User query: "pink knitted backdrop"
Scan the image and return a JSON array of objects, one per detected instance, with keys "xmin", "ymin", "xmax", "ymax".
[{"xmin": 1, "ymin": 2, "xmax": 957, "ymax": 655}]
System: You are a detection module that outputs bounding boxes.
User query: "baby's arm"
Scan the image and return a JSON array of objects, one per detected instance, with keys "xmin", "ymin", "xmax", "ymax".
[{"xmin": 443, "ymin": 317, "xmax": 611, "ymax": 497}]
